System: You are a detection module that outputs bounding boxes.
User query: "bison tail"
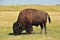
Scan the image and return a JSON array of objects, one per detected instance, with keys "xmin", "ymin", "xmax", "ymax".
[{"xmin": 47, "ymin": 14, "xmax": 51, "ymax": 23}]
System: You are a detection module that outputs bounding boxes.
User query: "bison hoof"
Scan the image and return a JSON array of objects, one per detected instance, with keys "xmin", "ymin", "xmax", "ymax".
[
  {"xmin": 40, "ymin": 31, "xmax": 42, "ymax": 34},
  {"xmin": 45, "ymin": 32, "xmax": 47, "ymax": 35},
  {"xmin": 26, "ymin": 31, "xmax": 32, "ymax": 34},
  {"xmin": 26, "ymin": 32, "xmax": 32, "ymax": 34}
]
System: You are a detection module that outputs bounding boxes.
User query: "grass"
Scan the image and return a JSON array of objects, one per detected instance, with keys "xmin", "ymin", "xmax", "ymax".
[
  {"xmin": 0, "ymin": 5, "xmax": 60, "ymax": 12},
  {"xmin": 0, "ymin": 5, "xmax": 60, "ymax": 40}
]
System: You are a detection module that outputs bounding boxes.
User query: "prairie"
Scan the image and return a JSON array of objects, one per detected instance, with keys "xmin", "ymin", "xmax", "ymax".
[{"xmin": 0, "ymin": 5, "xmax": 60, "ymax": 40}]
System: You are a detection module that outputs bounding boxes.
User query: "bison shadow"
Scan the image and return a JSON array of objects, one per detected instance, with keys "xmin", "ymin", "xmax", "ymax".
[
  {"xmin": 8, "ymin": 33, "xmax": 27, "ymax": 36},
  {"xmin": 8, "ymin": 32, "xmax": 40, "ymax": 36}
]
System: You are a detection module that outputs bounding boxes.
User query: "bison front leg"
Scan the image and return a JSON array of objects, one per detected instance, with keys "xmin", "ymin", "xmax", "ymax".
[{"xmin": 26, "ymin": 24, "xmax": 33, "ymax": 34}]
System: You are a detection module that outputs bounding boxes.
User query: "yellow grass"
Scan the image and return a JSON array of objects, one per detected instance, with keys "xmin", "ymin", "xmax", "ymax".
[
  {"xmin": 0, "ymin": 5, "xmax": 60, "ymax": 40},
  {"xmin": 0, "ymin": 5, "xmax": 60, "ymax": 11}
]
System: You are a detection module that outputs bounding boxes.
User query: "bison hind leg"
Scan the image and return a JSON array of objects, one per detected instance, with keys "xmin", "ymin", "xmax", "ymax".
[
  {"xmin": 43, "ymin": 23, "xmax": 47, "ymax": 34},
  {"xmin": 40, "ymin": 23, "xmax": 43, "ymax": 34}
]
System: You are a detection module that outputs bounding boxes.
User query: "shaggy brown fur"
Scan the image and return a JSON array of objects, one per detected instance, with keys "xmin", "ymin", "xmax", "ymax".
[{"xmin": 13, "ymin": 8, "xmax": 51, "ymax": 35}]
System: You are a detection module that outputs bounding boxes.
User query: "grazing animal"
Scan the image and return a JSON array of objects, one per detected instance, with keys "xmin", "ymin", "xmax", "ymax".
[{"xmin": 13, "ymin": 8, "xmax": 51, "ymax": 35}]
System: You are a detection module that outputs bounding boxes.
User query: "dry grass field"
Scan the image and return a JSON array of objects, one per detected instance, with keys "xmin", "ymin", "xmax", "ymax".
[{"xmin": 0, "ymin": 5, "xmax": 60, "ymax": 40}]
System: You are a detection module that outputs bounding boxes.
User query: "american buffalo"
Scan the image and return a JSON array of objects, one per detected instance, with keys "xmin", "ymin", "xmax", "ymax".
[{"xmin": 13, "ymin": 8, "xmax": 51, "ymax": 35}]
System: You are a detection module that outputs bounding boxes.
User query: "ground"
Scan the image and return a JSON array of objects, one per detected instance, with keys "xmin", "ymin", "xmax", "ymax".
[{"xmin": 0, "ymin": 5, "xmax": 60, "ymax": 40}]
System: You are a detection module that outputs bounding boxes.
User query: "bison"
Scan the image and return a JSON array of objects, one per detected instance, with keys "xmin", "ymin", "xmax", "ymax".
[{"xmin": 13, "ymin": 8, "xmax": 51, "ymax": 35}]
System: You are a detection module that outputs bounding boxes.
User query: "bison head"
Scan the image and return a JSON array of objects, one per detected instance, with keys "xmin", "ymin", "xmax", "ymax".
[{"xmin": 13, "ymin": 22, "xmax": 22, "ymax": 35}]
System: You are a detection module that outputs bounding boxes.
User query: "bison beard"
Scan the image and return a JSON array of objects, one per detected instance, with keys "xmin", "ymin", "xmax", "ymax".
[
  {"xmin": 13, "ymin": 22, "xmax": 23, "ymax": 35},
  {"xmin": 13, "ymin": 8, "xmax": 51, "ymax": 35}
]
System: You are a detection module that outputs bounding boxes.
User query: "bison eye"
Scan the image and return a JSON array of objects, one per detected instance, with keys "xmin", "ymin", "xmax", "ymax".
[{"xmin": 18, "ymin": 24, "xmax": 22, "ymax": 27}]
